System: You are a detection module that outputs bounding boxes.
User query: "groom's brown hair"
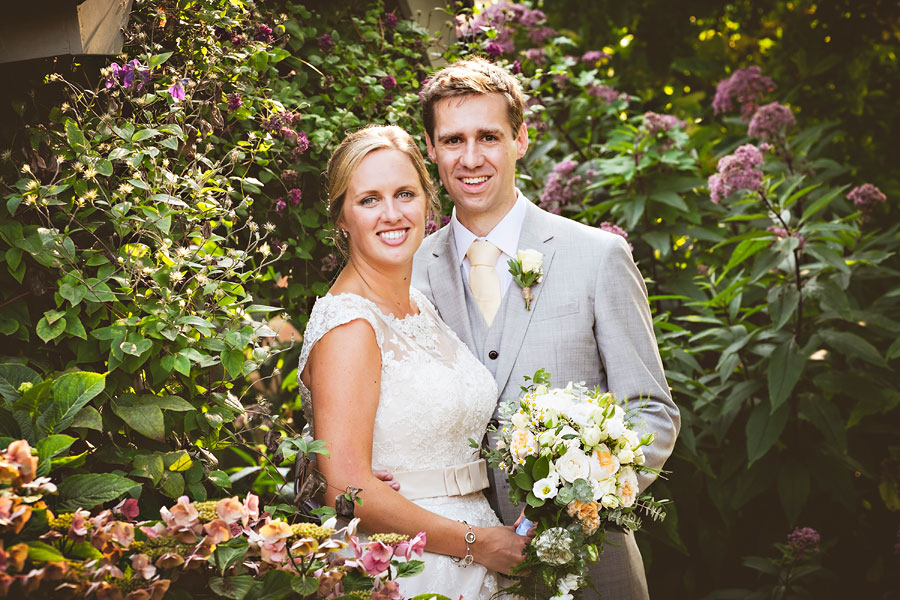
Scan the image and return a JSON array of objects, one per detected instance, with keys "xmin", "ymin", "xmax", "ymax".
[{"xmin": 420, "ymin": 57, "xmax": 526, "ymax": 140}]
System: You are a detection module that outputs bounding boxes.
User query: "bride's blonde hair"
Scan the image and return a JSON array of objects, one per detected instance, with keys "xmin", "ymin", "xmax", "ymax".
[{"xmin": 326, "ymin": 125, "xmax": 438, "ymax": 256}]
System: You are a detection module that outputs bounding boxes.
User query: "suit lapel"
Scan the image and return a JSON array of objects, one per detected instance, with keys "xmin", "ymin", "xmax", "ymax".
[
  {"xmin": 493, "ymin": 202, "xmax": 556, "ymax": 395},
  {"xmin": 426, "ymin": 227, "xmax": 477, "ymax": 353}
]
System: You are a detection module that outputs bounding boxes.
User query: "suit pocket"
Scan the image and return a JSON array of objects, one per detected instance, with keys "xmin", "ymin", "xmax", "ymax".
[{"xmin": 533, "ymin": 299, "xmax": 579, "ymax": 322}]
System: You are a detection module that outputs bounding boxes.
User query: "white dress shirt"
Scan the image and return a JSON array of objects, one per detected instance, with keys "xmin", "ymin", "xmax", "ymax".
[{"xmin": 451, "ymin": 191, "xmax": 527, "ymax": 298}]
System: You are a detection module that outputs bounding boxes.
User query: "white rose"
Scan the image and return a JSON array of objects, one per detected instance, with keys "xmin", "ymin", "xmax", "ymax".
[
  {"xmin": 622, "ymin": 429, "xmax": 640, "ymax": 448},
  {"xmin": 604, "ymin": 417, "xmax": 626, "ymax": 441},
  {"xmin": 554, "ymin": 447, "xmax": 590, "ymax": 483},
  {"xmin": 634, "ymin": 447, "xmax": 646, "ymax": 466},
  {"xmin": 532, "ymin": 473, "xmax": 560, "ymax": 500},
  {"xmin": 511, "ymin": 411, "xmax": 529, "ymax": 429},
  {"xmin": 600, "ymin": 494, "xmax": 620, "ymax": 509},
  {"xmin": 558, "ymin": 573, "xmax": 581, "ymax": 594},
  {"xmin": 617, "ymin": 466, "xmax": 639, "ymax": 508},
  {"xmin": 589, "ymin": 443, "xmax": 620, "ymax": 480},
  {"xmin": 517, "ymin": 249, "xmax": 543, "ymax": 273},
  {"xmin": 567, "ymin": 403, "xmax": 593, "ymax": 427},
  {"xmin": 582, "ymin": 425, "xmax": 602, "ymax": 447},
  {"xmin": 589, "ymin": 476, "xmax": 616, "ymax": 500},
  {"xmin": 618, "ymin": 447, "xmax": 635, "ymax": 464}
]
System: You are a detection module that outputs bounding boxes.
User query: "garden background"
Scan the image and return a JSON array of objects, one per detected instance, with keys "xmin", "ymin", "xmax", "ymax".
[{"xmin": 0, "ymin": 0, "xmax": 898, "ymax": 598}]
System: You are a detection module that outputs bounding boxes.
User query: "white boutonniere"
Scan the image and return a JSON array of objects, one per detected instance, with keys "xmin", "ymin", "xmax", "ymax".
[{"xmin": 508, "ymin": 249, "xmax": 543, "ymax": 310}]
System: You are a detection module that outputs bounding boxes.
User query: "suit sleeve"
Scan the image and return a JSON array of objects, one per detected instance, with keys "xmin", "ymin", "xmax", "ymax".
[{"xmin": 592, "ymin": 234, "xmax": 680, "ymax": 492}]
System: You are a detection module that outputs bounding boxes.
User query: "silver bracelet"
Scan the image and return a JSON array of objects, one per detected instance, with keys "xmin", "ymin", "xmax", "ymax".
[{"xmin": 450, "ymin": 521, "xmax": 476, "ymax": 567}]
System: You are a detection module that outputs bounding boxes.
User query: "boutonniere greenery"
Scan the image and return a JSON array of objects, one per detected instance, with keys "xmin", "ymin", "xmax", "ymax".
[{"xmin": 508, "ymin": 249, "xmax": 543, "ymax": 310}]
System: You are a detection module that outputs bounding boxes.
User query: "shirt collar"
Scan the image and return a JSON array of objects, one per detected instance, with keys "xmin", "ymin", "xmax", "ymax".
[{"xmin": 450, "ymin": 190, "xmax": 527, "ymax": 265}]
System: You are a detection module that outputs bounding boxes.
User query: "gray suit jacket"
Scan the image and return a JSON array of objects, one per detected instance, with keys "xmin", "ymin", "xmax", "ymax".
[{"xmin": 412, "ymin": 199, "xmax": 679, "ymax": 599}]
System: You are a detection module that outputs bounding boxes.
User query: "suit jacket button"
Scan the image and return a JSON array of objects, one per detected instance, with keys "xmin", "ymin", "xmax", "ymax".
[{"xmin": 488, "ymin": 350, "xmax": 499, "ymax": 360}]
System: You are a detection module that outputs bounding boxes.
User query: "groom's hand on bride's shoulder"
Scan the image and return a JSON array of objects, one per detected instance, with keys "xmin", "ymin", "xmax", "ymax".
[{"xmin": 373, "ymin": 469, "xmax": 400, "ymax": 491}]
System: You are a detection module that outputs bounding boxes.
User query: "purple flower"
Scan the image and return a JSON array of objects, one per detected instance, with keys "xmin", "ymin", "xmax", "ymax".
[
  {"xmin": 485, "ymin": 42, "xmax": 503, "ymax": 58},
  {"xmin": 587, "ymin": 84, "xmax": 623, "ymax": 104},
  {"xmin": 846, "ymin": 183, "xmax": 886, "ymax": 213},
  {"xmin": 511, "ymin": 60, "xmax": 522, "ymax": 75},
  {"xmin": 321, "ymin": 253, "xmax": 339, "ymax": 273},
  {"xmin": 523, "ymin": 48, "xmax": 546, "ymax": 65},
  {"xmin": 274, "ymin": 198, "xmax": 286, "ymax": 213},
  {"xmin": 254, "ymin": 24, "xmax": 274, "ymax": 43},
  {"xmin": 708, "ymin": 144, "xmax": 766, "ymax": 204},
  {"xmin": 786, "ymin": 527, "xmax": 821, "ymax": 559},
  {"xmin": 383, "ymin": 12, "xmax": 398, "ymax": 29},
  {"xmin": 553, "ymin": 73, "xmax": 570, "ymax": 87},
  {"xmin": 167, "ymin": 79, "xmax": 186, "ymax": 102},
  {"xmin": 539, "ymin": 160, "xmax": 583, "ymax": 214},
  {"xmin": 294, "ymin": 131, "xmax": 310, "ymax": 154},
  {"xmin": 231, "ymin": 33, "xmax": 247, "ymax": 46},
  {"xmin": 748, "ymin": 102, "xmax": 796, "ymax": 140},
  {"xmin": 643, "ymin": 112, "xmax": 684, "ymax": 137},
  {"xmin": 599, "ymin": 222, "xmax": 633, "ymax": 251},
  {"xmin": 528, "ymin": 26, "xmax": 556, "ymax": 45},
  {"xmin": 279, "ymin": 127, "xmax": 298, "ymax": 144},
  {"xmin": 425, "ymin": 216, "xmax": 439, "ymax": 235},
  {"xmin": 713, "ymin": 66, "xmax": 776, "ymax": 120},
  {"xmin": 318, "ymin": 34, "xmax": 334, "ymax": 53},
  {"xmin": 582, "ymin": 50, "xmax": 610, "ymax": 63},
  {"xmin": 381, "ymin": 75, "xmax": 397, "ymax": 90},
  {"xmin": 122, "ymin": 59, "xmax": 150, "ymax": 90},
  {"xmin": 288, "ymin": 188, "xmax": 302, "ymax": 206},
  {"xmin": 227, "ymin": 93, "xmax": 242, "ymax": 111},
  {"xmin": 105, "ymin": 62, "xmax": 123, "ymax": 89}
]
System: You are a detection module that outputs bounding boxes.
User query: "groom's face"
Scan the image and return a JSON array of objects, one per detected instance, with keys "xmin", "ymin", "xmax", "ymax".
[{"xmin": 426, "ymin": 93, "xmax": 528, "ymax": 235}]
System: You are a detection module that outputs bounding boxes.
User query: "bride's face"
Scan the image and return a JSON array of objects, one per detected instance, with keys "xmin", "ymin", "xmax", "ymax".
[{"xmin": 340, "ymin": 148, "xmax": 427, "ymax": 269}]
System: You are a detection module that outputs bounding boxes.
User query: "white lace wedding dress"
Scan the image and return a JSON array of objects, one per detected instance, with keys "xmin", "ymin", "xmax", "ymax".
[{"xmin": 298, "ymin": 288, "xmax": 503, "ymax": 600}]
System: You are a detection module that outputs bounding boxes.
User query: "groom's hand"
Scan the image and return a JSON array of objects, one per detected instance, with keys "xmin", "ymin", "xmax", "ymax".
[{"xmin": 373, "ymin": 469, "xmax": 400, "ymax": 491}]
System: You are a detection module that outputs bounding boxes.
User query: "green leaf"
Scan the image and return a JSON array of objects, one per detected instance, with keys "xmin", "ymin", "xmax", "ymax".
[
  {"xmin": 817, "ymin": 329, "xmax": 886, "ymax": 367},
  {"xmin": 151, "ymin": 395, "xmax": 195, "ymax": 411},
  {"xmin": 57, "ymin": 473, "xmax": 136, "ymax": 511},
  {"xmin": 149, "ymin": 51, "xmax": 173, "ymax": 68},
  {"xmin": 59, "ymin": 281, "xmax": 86, "ymax": 306},
  {"xmin": 777, "ymin": 459, "xmax": 809, "ymax": 525},
  {"xmin": 746, "ymin": 401, "xmax": 789, "ymax": 466},
  {"xmin": 211, "ymin": 537, "xmax": 250, "ymax": 575},
  {"xmin": 159, "ymin": 471, "xmax": 185, "ymax": 498},
  {"xmin": 112, "ymin": 399, "xmax": 164, "ymax": 442},
  {"xmin": 395, "ymin": 559, "xmax": 425, "ymax": 578},
  {"xmin": 650, "ymin": 190, "xmax": 688, "ymax": 211},
  {"xmin": 70, "ymin": 405, "xmax": 102, "ymax": 430},
  {"xmin": 94, "ymin": 159, "xmax": 113, "ymax": 177},
  {"xmin": 532, "ymin": 455, "xmax": 550, "ymax": 481},
  {"xmin": 513, "ymin": 471, "xmax": 533, "ymax": 491},
  {"xmin": 250, "ymin": 50, "xmax": 270, "ymax": 72},
  {"xmin": 36, "ymin": 315, "xmax": 66, "ymax": 342},
  {"xmin": 768, "ymin": 286, "xmax": 799, "ymax": 331},
  {"xmin": 222, "ymin": 349, "xmax": 244, "ymax": 378},
  {"xmin": 251, "ymin": 569, "xmax": 293, "ymax": 600},
  {"xmin": 64, "ymin": 313, "xmax": 87, "ymax": 340},
  {"xmin": 36, "ymin": 371, "xmax": 106, "ymax": 436},
  {"xmin": 525, "ymin": 491, "xmax": 545, "ymax": 507},
  {"xmin": 36, "ymin": 434, "xmax": 75, "ymax": 462},
  {"xmin": 721, "ymin": 238, "xmax": 769, "ymax": 278},
  {"xmin": 768, "ymin": 339, "xmax": 806, "ymax": 412},
  {"xmin": 168, "ymin": 451, "xmax": 193, "ymax": 472},
  {"xmin": 27, "ymin": 540, "xmax": 66, "ymax": 562},
  {"xmin": 131, "ymin": 453, "xmax": 164, "ymax": 485},
  {"xmin": 209, "ymin": 576, "xmax": 254, "ymax": 600},
  {"xmin": 132, "ymin": 128, "xmax": 160, "ymax": 142},
  {"xmin": 65, "ymin": 119, "xmax": 88, "ymax": 153},
  {"xmin": 173, "ymin": 354, "xmax": 191, "ymax": 376},
  {"xmin": 209, "ymin": 470, "xmax": 232, "ymax": 488},
  {"xmin": 0, "ymin": 363, "xmax": 41, "ymax": 406},
  {"xmin": 799, "ymin": 396, "xmax": 847, "ymax": 452}
]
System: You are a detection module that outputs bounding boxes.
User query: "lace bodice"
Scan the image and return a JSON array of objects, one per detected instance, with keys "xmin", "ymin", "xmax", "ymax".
[{"xmin": 297, "ymin": 288, "xmax": 498, "ymax": 472}]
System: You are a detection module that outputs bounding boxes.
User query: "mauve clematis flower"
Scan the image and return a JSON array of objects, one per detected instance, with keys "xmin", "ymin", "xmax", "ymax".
[
  {"xmin": 168, "ymin": 79, "xmax": 186, "ymax": 101},
  {"xmin": 216, "ymin": 496, "xmax": 244, "ymax": 525},
  {"xmin": 203, "ymin": 518, "xmax": 232, "ymax": 544}
]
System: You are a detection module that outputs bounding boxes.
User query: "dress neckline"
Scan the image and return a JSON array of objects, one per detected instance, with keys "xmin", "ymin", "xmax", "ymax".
[{"xmin": 325, "ymin": 289, "xmax": 423, "ymax": 324}]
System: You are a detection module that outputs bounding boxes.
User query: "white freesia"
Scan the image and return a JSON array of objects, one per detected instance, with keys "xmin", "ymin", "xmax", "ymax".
[
  {"xmin": 517, "ymin": 248, "xmax": 543, "ymax": 273},
  {"xmin": 622, "ymin": 428, "xmax": 641, "ymax": 448},
  {"xmin": 555, "ymin": 447, "xmax": 590, "ymax": 483},
  {"xmin": 601, "ymin": 494, "xmax": 620, "ymax": 509},
  {"xmin": 533, "ymin": 473, "xmax": 560, "ymax": 500}
]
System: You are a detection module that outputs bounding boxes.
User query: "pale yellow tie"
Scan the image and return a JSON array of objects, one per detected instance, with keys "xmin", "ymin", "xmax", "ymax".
[{"xmin": 467, "ymin": 240, "xmax": 502, "ymax": 326}]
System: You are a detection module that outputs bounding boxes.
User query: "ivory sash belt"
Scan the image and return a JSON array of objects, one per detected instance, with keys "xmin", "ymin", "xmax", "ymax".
[{"xmin": 393, "ymin": 459, "xmax": 490, "ymax": 501}]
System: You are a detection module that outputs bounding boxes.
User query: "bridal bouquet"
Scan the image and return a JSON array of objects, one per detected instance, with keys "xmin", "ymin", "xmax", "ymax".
[{"xmin": 483, "ymin": 370, "xmax": 667, "ymax": 600}]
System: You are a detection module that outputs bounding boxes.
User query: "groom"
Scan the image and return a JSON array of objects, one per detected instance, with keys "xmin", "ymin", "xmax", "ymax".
[{"xmin": 410, "ymin": 57, "xmax": 680, "ymax": 599}]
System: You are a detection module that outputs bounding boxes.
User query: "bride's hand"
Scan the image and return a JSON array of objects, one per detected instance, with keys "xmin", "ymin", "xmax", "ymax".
[
  {"xmin": 373, "ymin": 469, "xmax": 400, "ymax": 491},
  {"xmin": 471, "ymin": 525, "xmax": 531, "ymax": 575}
]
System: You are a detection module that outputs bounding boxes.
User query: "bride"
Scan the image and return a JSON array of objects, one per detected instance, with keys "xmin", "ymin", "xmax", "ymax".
[{"xmin": 297, "ymin": 125, "xmax": 528, "ymax": 598}]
